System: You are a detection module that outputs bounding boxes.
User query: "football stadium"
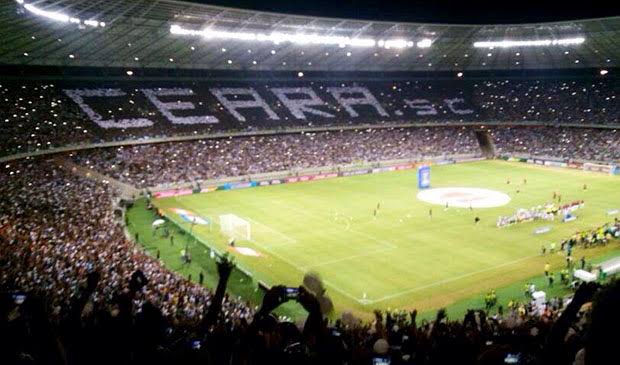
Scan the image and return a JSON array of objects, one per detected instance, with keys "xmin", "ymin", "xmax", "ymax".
[{"xmin": 1, "ymin": 0, "xmax": 619, "ymax": 364}]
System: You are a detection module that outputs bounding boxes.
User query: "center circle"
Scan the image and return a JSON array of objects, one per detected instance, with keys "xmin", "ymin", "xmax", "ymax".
[{"xmin": 416, "ymin": 187, "xmax": 511, "ymax": 208}]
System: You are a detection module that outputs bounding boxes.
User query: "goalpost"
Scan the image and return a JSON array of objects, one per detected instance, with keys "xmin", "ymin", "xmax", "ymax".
[{"xmin": 219, "ymin": 214, "xmax": 251, "ymax": 240}]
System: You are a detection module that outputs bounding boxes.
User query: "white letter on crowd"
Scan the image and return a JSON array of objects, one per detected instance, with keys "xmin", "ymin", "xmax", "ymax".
[
  {"xmin": 141, "ymin": 88, "xmax": 219, "ymax": 124},
  {"xmin": 404, "ymin": 99, "xmax": 438, "ymax": 116},
  {"xmin": 326, "ymin": 87, "xmax": 389, "ymax": 118},
  {"xmin": 210, "ymin": 88, "xmax": 279, "ymax": 122},
  {"xmin": 270, "ymin": 87, "xmax": 334, "ymax": 120},
  {"xmin": 444, "ymin": 98, "xmax": 474, "ymax": 115},
  {"xmin": 63, "ymin": 89, "xmax": 153, "ymax": 129}
]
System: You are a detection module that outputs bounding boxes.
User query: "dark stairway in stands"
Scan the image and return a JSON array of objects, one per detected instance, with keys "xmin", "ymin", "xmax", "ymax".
[{"xmin": 474, "ymin": 129, "xmax": 496, "ymax": 158}]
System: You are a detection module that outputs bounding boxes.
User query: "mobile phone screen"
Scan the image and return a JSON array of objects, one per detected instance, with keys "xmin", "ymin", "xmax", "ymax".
[
  {"xmin": 286, "ymin": 287, "xmax": 299, "ymax": 299},
  {"xmin": 504, "ymin": 353, "xmax": 521, "ymax": 364},
  {"xmin": 373, "ymin": 357, "xmax": 390, "ymax": 365},
  {"xmin": 191, "ymin": 340, "xmax": 201, "ymax": 350},
  {"xmin": 13, "ymin": 294, "xmax": 26, "ymax": 305}
]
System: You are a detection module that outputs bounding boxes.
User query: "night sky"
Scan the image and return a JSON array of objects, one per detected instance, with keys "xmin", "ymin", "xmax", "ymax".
[{"xmin": 188, "ymin": 0, "xmax": 619, "ymax": 24}]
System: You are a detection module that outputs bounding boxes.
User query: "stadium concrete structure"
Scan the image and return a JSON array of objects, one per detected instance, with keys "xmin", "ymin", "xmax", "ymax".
[{"xmin": 1, "ymin": 0, "xmax": 618, "ymax": 72}]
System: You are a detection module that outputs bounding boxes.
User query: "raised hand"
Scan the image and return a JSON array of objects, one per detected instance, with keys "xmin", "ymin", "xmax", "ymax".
[
  {"xmin": 374, "ymin": 309, "xmax": 383, "ymax": 322},
  {"xmin": 436, "ymin": 308, "xmax": 447, "ymax": 322},
  {"xmin": 217, "ymin": 253, "xmax": 235, "ymax": 282},
  {"xmin": 297, "ymin": 285, "xmax": 321, "ymax": 315},
  {"xmin": 202, "ymin": 254, "xmax": 236, "ymax": 329},
  {"xmin": 258, "ymin": 285, "xmax": 289, "ymax": 315}
]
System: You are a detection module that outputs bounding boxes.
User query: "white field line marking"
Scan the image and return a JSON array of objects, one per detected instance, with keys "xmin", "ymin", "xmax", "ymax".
[
  {"xmin": 244, "ymin": 217, "xmax": 298, "ymax": 247},
  {"xmin": 200, "ymin": 198, "xmax": 298, "ymax": 247},
  {"xmin": 272, "ymin": 199, "xmax": 398, "ymax": 250},
  {"xmin": 189, "ymin": 189, "xmax": 536, "ymax": 305},
  {"xmin": 193, "ymin": 199, "xmax": 362, "ymax": 302},
  {"xmin": 350, "ymin": 228, "xmax": 398, "ymax": 249},
  {"xmin": 189, "ymin": 187, "xmax": 540, "ymax": 306},
  {"xmin": 322, "ymin": 279, "xmax": 370, "ymax": 303},
  {"xmin": 363, "ymin": 254, "xmax": 539, "ymax": 305},
  {"xmin": 245, "ymin": 235, "xmax": 366, "ymax": 304},
  {"xmin": 300, "ymin": 246, "xmax": 395, "ymax": 271}
]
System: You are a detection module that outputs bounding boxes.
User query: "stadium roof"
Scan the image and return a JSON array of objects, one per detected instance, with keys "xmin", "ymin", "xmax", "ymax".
[{"xmin": 0, "ymin": 0, "xmax": 618, "ymax": 72}]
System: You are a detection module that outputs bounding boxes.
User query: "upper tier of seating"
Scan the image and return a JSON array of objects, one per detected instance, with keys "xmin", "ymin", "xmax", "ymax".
[{"xmin": 1, "ymin": 77, "xmax": 617, "ymax": 157}]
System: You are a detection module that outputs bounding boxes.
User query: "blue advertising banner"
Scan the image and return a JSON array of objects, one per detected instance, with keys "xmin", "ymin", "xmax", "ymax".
[{"xmin": 418, "ymin": 165, "xmax": 431, "ymax": 189}]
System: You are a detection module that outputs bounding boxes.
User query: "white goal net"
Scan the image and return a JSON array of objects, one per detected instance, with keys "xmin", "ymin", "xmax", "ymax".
[{"xmin": 219, "ymin": 214, "xmax": 251, "ymax": 240}]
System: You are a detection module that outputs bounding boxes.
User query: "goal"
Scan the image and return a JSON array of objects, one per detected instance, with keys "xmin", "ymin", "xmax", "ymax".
[{"xmin": 219, "ymin": 214, "xmax": 251, "ymax": 240}]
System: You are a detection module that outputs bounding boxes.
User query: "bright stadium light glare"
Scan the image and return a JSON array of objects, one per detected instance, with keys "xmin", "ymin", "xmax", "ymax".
[
  {"xmin": 24, "ymin": 4, "xmax": 69, "ymax": 23},
  {"xmin": 473, "ymin": 37, "xmax": 585, "ymax": 49},
  {"xmin": 169, "ymin": 24, "xmax": 423, "ymax": 49},
  {"xmin": 19, "ymin": 1, "xmax": 104, "ymax": 28},
  {"xmin": 382, "ymin": 39, "xmax": 411, "ymax": 49},
  {"xmin": 416, "ymin": 38, "xmax": 432, "ymax": 48},
  {"xmin": 84, "ymin": 20, "xmax": 100, "ymax": 27}
]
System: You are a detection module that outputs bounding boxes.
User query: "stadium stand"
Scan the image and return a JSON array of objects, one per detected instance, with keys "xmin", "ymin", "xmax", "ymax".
[
  {"xmin": 0, "ymin": 78, "xmax": 618, "ymax": 157},
  {"xmin": 1, "ymin": 157, "xmax": 620, "ymax": 364},
  {"xmin": 491, "ymin": 127, "xmax": 620, "ymax": 162},
  {"xmin": 69, "ymin": 126, "xmax": 620, "ymax": 189},
  {"xmin": 72, "ymin": 127, "xmax": 480, "ymax": 188}
]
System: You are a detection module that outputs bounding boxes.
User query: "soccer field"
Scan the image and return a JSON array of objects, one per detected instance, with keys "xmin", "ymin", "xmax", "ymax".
[{"xmin": 152, "ymin": 160, "xmax": 620, "ymax": 315}]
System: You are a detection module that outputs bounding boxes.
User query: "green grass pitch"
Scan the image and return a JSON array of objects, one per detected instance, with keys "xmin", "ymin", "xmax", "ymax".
[{"xmin": 149, "ymin": 160, "xmax": 620, "ymax": 317}]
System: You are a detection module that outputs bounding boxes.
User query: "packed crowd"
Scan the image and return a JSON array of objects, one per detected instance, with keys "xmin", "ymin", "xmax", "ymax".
[
  {"xmin": 475, "ymin": 79, "xmax": 618, "ymax": 124},
  {"xmin": 491, "ymin": 127, "xmax": 620, "ymax": 162},
  {"xmin": 0, "ymin": 159, "xmax": 254, "ymax": 363},
  {"xmin": 2, "ymin": 157, "xmax": 620, "ymax": 364},
  {"xmin": 70, "ymin": 125, "xmax": 620, "ymax": 189},
  {"xmin": 73, "ymin": 127, "xmax": 479, "ymax": 188},
  {"xmin": 1, "ymin": 77, "xmax": 617, "ymax": 157}
]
